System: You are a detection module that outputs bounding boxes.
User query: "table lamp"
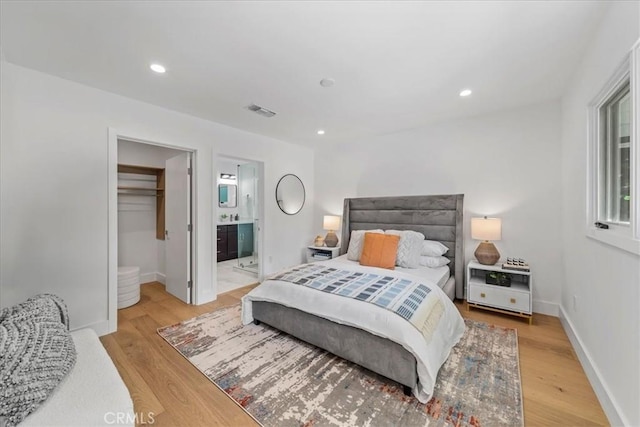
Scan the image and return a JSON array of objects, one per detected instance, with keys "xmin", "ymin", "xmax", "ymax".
[
  {"xmin": 323, "ymin": 215, "xmax": 340, "ymax": 247},
  {"xmin": 471, "ymin": 216, "xmax": 502, "ymax": 265}
]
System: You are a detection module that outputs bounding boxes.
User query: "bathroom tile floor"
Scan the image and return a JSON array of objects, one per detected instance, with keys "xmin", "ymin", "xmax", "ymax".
[{"xmin": 217, "ymin": 258, "xmax": 258, "ymax": 294}]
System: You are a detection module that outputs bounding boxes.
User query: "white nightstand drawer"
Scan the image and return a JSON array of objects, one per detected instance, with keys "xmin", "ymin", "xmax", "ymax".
[{"xmin": 468, "ymin": 283, "xmax": 530, "ymax": 313}]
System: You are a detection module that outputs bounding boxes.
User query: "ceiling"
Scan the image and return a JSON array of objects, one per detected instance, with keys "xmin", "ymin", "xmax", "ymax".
[{"xmin": 0, "ymin": 1, "xmax": 608, "ymax": 147}]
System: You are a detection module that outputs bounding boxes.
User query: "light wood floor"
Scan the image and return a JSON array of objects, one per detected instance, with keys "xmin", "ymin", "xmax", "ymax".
[{"xmin": 101, "ymin": 282, "xmax": 609, "ymax": 426}]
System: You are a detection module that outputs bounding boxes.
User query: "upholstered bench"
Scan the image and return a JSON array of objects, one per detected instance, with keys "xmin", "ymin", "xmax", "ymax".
[
  {"xmin": 2, "ymin": 294, "xmax": 134, "ymax": 427},
  {"xmin": 21, "ymin": 328, "xmax": 135, "ymax": 427}
]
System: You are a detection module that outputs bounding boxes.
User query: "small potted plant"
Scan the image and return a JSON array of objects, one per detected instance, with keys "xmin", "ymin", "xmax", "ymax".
[
  {"xmin": 220, "ymin": 214, "xmax": 229, "ymax": 222},
  {"xmin": 486, "ymin": 272, "xmax": 511, "ymax": 287}
]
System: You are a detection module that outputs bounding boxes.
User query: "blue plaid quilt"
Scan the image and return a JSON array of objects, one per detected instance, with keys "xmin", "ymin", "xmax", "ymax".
[{"xmin": 270, "ymin": 263, "xmax": 445, "ymax": 342}]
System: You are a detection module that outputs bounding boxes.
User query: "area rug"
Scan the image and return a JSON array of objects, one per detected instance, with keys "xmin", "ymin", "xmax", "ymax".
[{"xmin": 158, "ymin": 304, "xmax": 523, "ymax": 426}]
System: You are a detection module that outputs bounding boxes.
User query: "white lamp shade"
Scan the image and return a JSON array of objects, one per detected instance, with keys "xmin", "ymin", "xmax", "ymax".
[
  {"xmin": 323, "ymin": 215, "xmax": 340, "ymax": 231},
  {"xmin": 471, "ymin": 217, "xmax": 502, "ymax": 241}
]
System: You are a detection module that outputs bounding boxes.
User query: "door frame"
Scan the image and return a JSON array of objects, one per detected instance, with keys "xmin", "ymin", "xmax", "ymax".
[{"xmin": 107, "ymin": 128, "xmax": 197, "ymax": 334}]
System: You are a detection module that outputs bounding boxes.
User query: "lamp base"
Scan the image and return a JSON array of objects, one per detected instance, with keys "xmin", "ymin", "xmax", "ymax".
[
  {"xmin": 325, "ymin": 231, "xmax": 339, "ymax": 247},
  {"xmin": 474, "ymin": 241, "xmax": 500, "ymax": 265}
]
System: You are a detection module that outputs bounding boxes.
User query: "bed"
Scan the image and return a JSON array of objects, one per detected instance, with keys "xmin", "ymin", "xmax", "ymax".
[{"xmin": 241, "ymin": 194, "xmax": 465, "ymax": 403}]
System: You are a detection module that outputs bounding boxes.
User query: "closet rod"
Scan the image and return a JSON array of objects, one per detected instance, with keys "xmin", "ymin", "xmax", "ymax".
[{"xmin": 118, "ymin": 190, "xmax": 163, "ymax": 197}]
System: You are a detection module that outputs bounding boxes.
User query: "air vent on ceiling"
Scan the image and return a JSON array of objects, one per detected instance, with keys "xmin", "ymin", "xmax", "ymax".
[{"xmin": 246, "ymin": 103, "xmax": 277, "ymax": 118}]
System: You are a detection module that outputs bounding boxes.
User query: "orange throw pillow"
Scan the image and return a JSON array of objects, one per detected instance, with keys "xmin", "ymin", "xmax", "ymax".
[{"xmin": 359, "ymin": 232, "xmax": 400, "ymax": 270}]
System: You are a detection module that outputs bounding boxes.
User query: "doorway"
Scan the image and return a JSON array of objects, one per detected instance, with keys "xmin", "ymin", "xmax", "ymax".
[
  {"xmin": 108, "ymin": 131, "xmax": 197, "ymax": 333},
  {"xmin": 216, "ymin": 156, "xmax": 262, "ymax": 294},
  {"xmin": 117, "ymin": 138, "xmax": 193, "ymax": 303},
  {"xmin": 236, "ymin": 162, "xmax": 259, "ymax": 273}
]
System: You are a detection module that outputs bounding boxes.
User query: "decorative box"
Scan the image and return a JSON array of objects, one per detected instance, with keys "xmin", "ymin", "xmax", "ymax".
[{"xmin": 485, "ymin": 272, "xmax": 512, "ymax": 287}]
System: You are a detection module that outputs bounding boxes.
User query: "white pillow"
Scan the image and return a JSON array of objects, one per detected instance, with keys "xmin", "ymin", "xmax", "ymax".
[
  {"xmin": 421, "ymin": 240, "xmax": 449, "ymax": 256},
  {"xmin": 420, "ymin": 256, "xmax": 451, "ymax": 268},
  {"xmin": 385, "ymin": 230, "xmax": 425, "ymax": 268},
  {"xmin": 346, "ymin": 229, "xmax": 384, "ymax": 261}
]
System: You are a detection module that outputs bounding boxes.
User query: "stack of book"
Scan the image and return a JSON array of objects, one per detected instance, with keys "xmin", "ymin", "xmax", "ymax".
[{"xmin": 312, "ymin": 252, "xmax": 331, "ymax": 260}]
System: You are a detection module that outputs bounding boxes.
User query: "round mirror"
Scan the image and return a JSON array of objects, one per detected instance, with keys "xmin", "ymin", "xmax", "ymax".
[{"xmin": 275, "ymin": 174, "xmax": 305, "ymax": 215}]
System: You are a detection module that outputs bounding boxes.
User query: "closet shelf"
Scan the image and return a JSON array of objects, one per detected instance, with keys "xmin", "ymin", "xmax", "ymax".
[
  {"xmin": 118, "ymin": 164, "xmax": 163, "ymax": 175},
  {"xmin": 118, "ymin": 163, "xmax": 166, "ymax": 239},
  {"xmin": 118, "ymin": 192, "xmax": 163, "ymax": 198},
  {"xmin": 118, "ymin": 186, "xmax": 164, "ymax": 191}
]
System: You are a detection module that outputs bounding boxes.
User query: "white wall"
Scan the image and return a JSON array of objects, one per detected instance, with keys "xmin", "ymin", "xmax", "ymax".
[
  {"xmin": 117, "ymin": 140, "xmax": 184, "ymax": 283},
  {"xmin": 0, "ymin": 62, "xmax": 315, "ymax": 333},
  {"xmin": 560, "ymin": 2, "xmax": 640, "ymax": 425},
  {"xmin": 315, "ymin": 100, "xmax": 564, "ymax": 315}
]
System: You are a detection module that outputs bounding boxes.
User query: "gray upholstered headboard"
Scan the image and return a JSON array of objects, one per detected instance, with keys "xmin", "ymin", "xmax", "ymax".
[{"xmin": 339, "ymin": 194, "xmax": 465, "ymax": 299}]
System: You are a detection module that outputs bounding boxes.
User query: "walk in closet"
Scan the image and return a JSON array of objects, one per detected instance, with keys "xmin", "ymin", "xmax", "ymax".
[{"xmin": 117, "ymin": 139, "xmax": 193, "ymax": 304}]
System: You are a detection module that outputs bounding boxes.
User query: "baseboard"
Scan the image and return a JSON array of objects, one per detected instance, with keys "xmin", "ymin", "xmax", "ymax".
[
  {"xmin": 138, "ymin": 272, "xmax": 166, "ymax": 285},
  {"xmin": 196, "ymin": 289, "xmax": 217, "ymax": 305},
  {"xmin": 559, "ymin": 305, "xmax": 627, "ymax": 426},
  {"xmin": 139, "ymin": 272, "xmax": 156, "ymax": 284},
  {"xmin": 532, "ymin": 299, "xmax": 559, "ymax": 316},
  {"xmin": 72, "ymin": 319, "xmax": 111, "ymax": 337},
  {"xmin": 155, "ymin": 272, "xmax": 166, "ymax": 284}
]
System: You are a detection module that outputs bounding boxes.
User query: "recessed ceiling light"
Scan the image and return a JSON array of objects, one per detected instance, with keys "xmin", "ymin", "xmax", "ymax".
[
  {"xmin": 317, "ymin": 130, "xmax": 325, "ymax": 135},
  {"xmin": 150, "ymin": 63, "xmax": 166, "ymax": 73},
  {"xmin": 459, "ymin": 89, "xmax": 472, "ymax": 97}
]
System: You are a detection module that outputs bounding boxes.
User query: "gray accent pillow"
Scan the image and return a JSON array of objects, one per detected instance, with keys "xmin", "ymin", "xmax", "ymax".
[
  {"xmin": 346, "ymin": 229, "xmax": 384, "ymax": 261},
  {"xmin": 385, "ymin": 230, "xmax": 425, "ymax": 268},
  {"xmin": 0, "ymin": 294, "xmax": 77, "ymax": 427}
]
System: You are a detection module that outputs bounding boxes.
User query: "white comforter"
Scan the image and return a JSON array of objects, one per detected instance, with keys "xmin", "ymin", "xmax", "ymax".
[{"xmin": 241, "ymin": 257, "xmax": 465, "ymax": 403}]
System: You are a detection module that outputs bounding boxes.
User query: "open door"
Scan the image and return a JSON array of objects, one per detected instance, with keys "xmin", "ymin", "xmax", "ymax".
[{"xmin": 165, "ymin": 152, "xmax": 192, "ymax": 303}]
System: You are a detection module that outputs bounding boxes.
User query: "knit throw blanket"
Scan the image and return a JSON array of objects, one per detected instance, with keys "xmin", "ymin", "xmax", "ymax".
[
  {"xmin": 270, "ymin": 264, "xmax": 445, "ymax": 343},
  {"xmin": 0, "ymin": 294, "xmax": 77, "ymax": 427}
]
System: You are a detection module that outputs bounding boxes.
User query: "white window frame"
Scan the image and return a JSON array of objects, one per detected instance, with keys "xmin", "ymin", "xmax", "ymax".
[{"xmin": 587, "ymin": 41, "xmax": 640, "ymax": 256}]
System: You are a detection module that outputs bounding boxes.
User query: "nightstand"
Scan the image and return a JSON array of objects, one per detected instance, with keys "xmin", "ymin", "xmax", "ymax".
[
  {"xmin": 306, "ymin": 246, "xmax": 341, "ymax": 263},
  {"xmin": 466, "ymin": 260, "xmax": 533, "ymax": 324}
]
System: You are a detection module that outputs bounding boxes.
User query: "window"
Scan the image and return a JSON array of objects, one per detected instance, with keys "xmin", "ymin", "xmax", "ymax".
[
  {"xmin": 587, "ymin": 46, "xmax": 639, "ymax": 255},
  {"xmin": 599, "ymin": 81, "xmax": 630, "ymax": 225}
]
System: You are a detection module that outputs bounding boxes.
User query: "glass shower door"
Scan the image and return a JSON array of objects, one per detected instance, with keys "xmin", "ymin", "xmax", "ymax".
[{"xmin": 236, "ymin": 162, "xmax": 259, "ymax": 274}]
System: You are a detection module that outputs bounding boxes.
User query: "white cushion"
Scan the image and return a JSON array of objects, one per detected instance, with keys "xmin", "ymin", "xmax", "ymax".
[
  {"xmin": 420, "ymin": 255, "xmax": 451, "ymax": 268},
  {"xmin": 346, "ymin": 229, "xmax": 383, "ymax": 261},
  {"xmin": 385, "ymin": 230, "xmax": 425, "ymax": 268},
  {"xmin": 22, "ymin": 328, "xmax": 135, "ymax": 427},
  {"xmin": 421, "ymin": 240, "xmax": 449, "ymax": 256}
]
